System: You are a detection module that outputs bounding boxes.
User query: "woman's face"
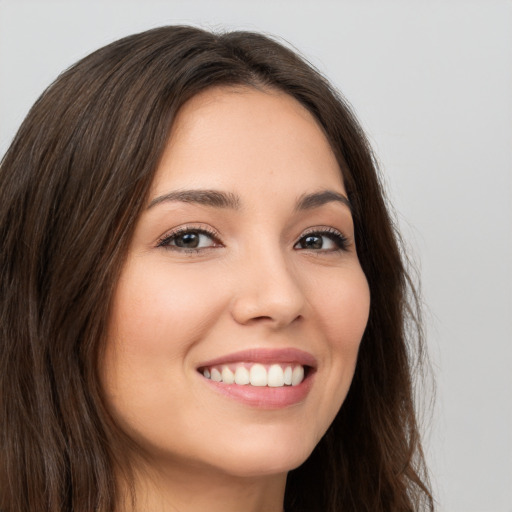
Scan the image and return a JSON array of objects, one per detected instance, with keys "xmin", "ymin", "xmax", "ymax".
[{"xmin": 101, "ymin": 86, "xmax": 370, "ymax": 478}]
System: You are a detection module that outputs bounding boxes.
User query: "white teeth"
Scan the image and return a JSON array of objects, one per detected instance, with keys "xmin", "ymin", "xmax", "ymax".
[
  {"xmin": 234, "ymin": 366, "xmax": 250, "ymax": 385},
  {"xmin": 283, "ymin": 366, "xmax": 292, "ymax": 385},
  {"xmin": 249, "ymin": 364, "xmax": 267, "ymax": 386},
  {"xmin": 267, "ymin": 364, "xmax": 285, "ymax": 387},
  {"xmin": 291, "ymin": 365, "xmax": 304, "ymax": 386},
  {"xmin": 221, "ymin": 366, "xmax": 235, "ymax": 384},
  {"xmin": 202, "ymin": 363, "xmax": 307, "ymax": 387}
]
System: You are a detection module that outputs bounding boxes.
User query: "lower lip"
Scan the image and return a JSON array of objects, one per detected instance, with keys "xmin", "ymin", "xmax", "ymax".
[{"xmin": 201, "ymin": 373, "xmax": 314, "ymax": 409}]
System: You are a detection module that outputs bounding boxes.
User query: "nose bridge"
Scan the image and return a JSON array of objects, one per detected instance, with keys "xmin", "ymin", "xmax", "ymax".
[{"xmin": 230, "ymin": 240, "xmax": 306, "ymax": 327}]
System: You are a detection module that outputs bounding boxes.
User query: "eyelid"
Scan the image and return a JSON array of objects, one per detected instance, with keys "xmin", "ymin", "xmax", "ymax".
[
  {"xmin": 156, "ymin": 224, "xmax": 222, "ymax": 250},
  {"xmin": 155, "ymin": 224, "xmax": 351, "ymax": 253},
  {"xmin": 299, "ymin": 226, "xmax": 345, "ymax": 237},
  {"xmin": 295, "ymin": 226, "xmax": 351, "ymax": 251}
]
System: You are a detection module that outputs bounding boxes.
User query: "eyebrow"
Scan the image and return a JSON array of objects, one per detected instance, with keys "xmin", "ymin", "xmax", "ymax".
[
  {"xmin": 295, "ymin": 190, "xmax": 351, "ymax": 212},
  {"xmin": 147, "ymin": 189, "xmax": 241, "ymax": 210},
  {"xmin": 147, "ymin": 188, "xmax": 351, "ymax": 212}
]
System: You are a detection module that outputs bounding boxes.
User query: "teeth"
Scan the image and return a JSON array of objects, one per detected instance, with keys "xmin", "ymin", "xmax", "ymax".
[
  {"xmin": 291, "ymin": 366, "xmax": 304, "ymax": 386},
  {"xmin": 267, "ymin": 364, "xmax": 284, "ymax": 387},
  {"xmin": 201, "ymin": 363, "xmax": 306, "ymax": 387},
  {"xmin": 250, "ymin": 364, "xmax": 267, "ymax": 386},
  {"xmin": 221, "ymin": 366, "xmax": 235, "ymax": 384},
  {"xmin": 283, "ymin": 366, "xmax": 292, "ymax": 385},
  {"xmin": 234, "ymin": 366, "xmax": 250, "ymax": 385},
  {"xmin": 211, "ymin": 368, "xmax": 222, "ymax": 382}
]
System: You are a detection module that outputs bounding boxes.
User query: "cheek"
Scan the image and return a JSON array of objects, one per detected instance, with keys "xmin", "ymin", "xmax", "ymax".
[
  {"xmin": 100, "ymin": 257, "xmax": 231, "ymax": 413},
  {"xmin": 100, "ymin": 257, "xmax": 231, "ymax": 437},
  {"xmin": 309, "ymin": 266, "xmax": 370, "ymax": 408},
  {"xmin": 312, "ymin": 267, "xmax": 370, "ymax": 352},
  {"xmin": 283, "ymin": 265, "xmax": 370, "ymax": 446},
  {"xmin": 108, "ymin": 258, "xmax": 228, "ymax": 355}
]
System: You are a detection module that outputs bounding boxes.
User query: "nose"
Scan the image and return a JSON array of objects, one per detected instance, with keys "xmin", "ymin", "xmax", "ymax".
[{"xmin": 230, "ymin": 247, "xmax": 306, "ymax": 329}]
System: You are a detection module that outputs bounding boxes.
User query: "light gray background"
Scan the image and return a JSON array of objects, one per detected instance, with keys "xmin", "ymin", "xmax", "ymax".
[{"xmin": 1, "ymin": 1, "xmax": 511, "ymax": 511}]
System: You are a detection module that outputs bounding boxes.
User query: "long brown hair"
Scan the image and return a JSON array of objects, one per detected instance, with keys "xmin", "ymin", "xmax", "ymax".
[{"xmin": 0, "ymin": 26, "xmax": 433, "ymax": 511}]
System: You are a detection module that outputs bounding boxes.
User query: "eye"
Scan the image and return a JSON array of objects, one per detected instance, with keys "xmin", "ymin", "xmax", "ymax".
[
  {"xmin": 294, "ymin": 229, "xmax": 349, "ymax": 252},
  {"xmin": 157, "ymin": 227, "xmax": 220, "ymax": 252}
]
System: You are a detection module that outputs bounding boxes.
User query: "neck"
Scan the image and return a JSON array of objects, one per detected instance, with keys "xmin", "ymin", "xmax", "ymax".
[{"xmin": 118, "ymin": 458, "xmax": 287, "ymax": 512}]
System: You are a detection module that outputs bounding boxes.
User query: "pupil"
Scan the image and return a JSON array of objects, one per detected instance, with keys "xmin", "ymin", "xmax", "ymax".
[
  {"xmin": 177, "ymin": 232, "xmax": 199, "ymax": 248},
  {"xmin": 303, "ymin": 235, "xmax": 322, "ymax": 249}
]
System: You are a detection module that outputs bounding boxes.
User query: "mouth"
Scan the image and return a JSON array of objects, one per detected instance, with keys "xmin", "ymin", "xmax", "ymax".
[
  {"xmin": 196, "ymin": 348, "xmax": 316, "ymax": 408},
  {"xmin": 198, "ymin": 362, "xmax": 311, "ymax": 387}
]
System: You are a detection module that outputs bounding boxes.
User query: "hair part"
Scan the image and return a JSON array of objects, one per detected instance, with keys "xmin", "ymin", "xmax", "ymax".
[{"xmin": 0, "ymin": 25, "xmax": 433, "ymax": 512}]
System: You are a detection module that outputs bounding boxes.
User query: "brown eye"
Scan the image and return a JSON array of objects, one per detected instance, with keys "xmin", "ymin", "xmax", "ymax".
[
  {"xmin": 174, "ymin": 232, "xmax": 201, "ymax": 248},
  {"xmin": 300, "ymin": 235, "xmax": 323, "ymax": 249},
  {"xmin": 294, "ymin": 230, "xmax": 349, "ymax": 252},
  {"xmin": 158, "ymin": 228, "xmax": 219, "ymax": 251}
]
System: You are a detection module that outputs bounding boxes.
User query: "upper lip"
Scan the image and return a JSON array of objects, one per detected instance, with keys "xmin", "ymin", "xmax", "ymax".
[{"xmin": 197, "ymin": 348, "xmax": 317, "ymax": 369}]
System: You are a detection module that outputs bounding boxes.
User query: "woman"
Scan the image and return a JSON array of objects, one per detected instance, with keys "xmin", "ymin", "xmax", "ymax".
[{"xmin": 0, "ymin": 26, "xmax": 433, "ymax": 512}]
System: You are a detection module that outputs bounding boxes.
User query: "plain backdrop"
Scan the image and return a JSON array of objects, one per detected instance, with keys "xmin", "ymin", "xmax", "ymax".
[{"xmin": 1, "ymin": 1, "xmax": 511, "ymax": 511}]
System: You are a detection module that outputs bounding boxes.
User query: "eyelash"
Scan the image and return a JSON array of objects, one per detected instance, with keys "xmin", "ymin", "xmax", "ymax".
[
  {"xmin": 157, "ymin": 226, "xmax": 221, "ymax": 253},
  {"xmin": 156, "ymin": 226, "xmax": 350, "ymax": 253},
  {"xmin": 295, "ymin": 227, "xmax": 350, "ymax": 252}
]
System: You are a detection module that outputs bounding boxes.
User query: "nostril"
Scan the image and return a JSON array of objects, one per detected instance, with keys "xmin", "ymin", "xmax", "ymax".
[{"xmin": 230, "ymin": 272, "xmax": 306, "ymax": 327}]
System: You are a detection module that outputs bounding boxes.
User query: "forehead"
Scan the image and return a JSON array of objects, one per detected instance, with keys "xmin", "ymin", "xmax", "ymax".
[{"xmin": 151, "ymin": 86, "xmax": 345, "ymax": 197}]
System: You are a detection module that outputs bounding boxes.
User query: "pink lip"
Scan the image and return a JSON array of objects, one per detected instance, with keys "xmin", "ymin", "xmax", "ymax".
[
  {"xmin": 196, "ymin": 348, "xmax": 317, "ymax": 409},
  {"xmin": 197, "ymin": 348, "xmax": 317, "ymax": 369},
  {"xmin": 203, "ymin": 377, "xmax": 314, "ymax": 409}
]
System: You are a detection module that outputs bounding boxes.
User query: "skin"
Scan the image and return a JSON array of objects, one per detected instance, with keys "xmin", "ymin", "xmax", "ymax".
[{"xmin": 101, "ymin": 86, "xmax": 371, "ymax": 512}]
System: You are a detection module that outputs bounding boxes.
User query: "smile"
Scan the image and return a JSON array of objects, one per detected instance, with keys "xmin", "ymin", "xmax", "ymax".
[
  {"xmin": 199, "ymin": 363, "xmax": 306, "ymax": 387},
  {"xmin": 196, "ymin": 348, "xmax": 316, "ymax": 408}
]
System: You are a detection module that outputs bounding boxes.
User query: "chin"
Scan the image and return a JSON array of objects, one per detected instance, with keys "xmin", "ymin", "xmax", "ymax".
[
  {"xmin": 213, "ymin": 452, "xmax": 312, "ymax": 479},
  {"xmin": 199, "ymin": 428, "xmax": 319, "ymax": 478}
]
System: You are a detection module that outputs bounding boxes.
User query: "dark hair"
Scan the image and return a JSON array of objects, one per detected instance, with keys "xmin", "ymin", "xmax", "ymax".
[{"xmin": 0, "ymin": 25, "xmax": 433, "ymax": 512}]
